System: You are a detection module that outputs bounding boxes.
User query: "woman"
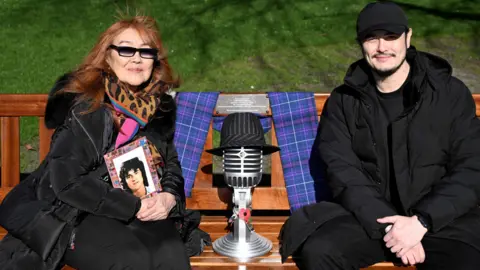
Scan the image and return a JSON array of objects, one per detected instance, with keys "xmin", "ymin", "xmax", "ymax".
[{"xmin": 0, "ymin": 16, "xmax": 198, "ymax": 270}]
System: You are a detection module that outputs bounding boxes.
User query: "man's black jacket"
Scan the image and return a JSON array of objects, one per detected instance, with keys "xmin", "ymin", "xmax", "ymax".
[{"xmin": 279, "ymin": 46, "xmax": 480, "ymax": 261}]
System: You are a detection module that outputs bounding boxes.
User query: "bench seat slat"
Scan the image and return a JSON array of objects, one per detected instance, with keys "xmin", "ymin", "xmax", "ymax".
[
  {"xmin": 186, "ymin": 187, "xmax": 290, "ymax": 210},
  {"xmin": 0, "ymin": 94, "xmax": 47, "ymax": 117},
  {"xmin": 475, "ymin": 95, "xmax": 480, "ymax": 117}
]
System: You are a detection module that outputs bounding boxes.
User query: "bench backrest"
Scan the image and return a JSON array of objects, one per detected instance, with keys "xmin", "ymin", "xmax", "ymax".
[{"xmin": 1, "ymin": 93, "xmax": 479, "ymax": 211}]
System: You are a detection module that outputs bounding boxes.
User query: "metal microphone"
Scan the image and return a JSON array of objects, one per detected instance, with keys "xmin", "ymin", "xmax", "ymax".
[
  {"xmin": 213, "ymin": 147, "xmax": 273, "ymax": 258},
  {"xmin": 206, "ymin": 112, "xmax": 279, "ymax": 259}
]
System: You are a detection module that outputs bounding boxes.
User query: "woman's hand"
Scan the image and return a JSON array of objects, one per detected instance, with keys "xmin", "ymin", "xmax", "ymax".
[{"xmin": 136, "ymin": 192, "xmax": 176, "ymax": 221}]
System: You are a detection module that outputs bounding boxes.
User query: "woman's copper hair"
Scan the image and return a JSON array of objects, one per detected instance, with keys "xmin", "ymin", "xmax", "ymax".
[{"xmin": 64, "ymin": 16, "xmax": 179, "ymax": 112}]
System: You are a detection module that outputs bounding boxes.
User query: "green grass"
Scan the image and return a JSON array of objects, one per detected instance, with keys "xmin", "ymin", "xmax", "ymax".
[
  {"xmin": 1, "ymin": 0, "xmax": 478, "ymax": 94},
  {"xmin": 0, "ymin": 0, "xmax": 479, "ymax": 171}
]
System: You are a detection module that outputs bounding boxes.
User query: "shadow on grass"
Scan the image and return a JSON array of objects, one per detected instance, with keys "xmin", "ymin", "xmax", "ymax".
[
  {"xmin": 398, "ymin": 1, "xmax": 480, "ymax": 55},
  {"xmin": 163, "ymin": 0, "xmax": 359, "ymax": 77},
  {"xmin": 161, "ymin": 0, "xmax": 480, "ymax": 91},
  {"xmin": 398, "ymin": 2, "xmax": 480, "ymax": 21},
  {"xmin": 2, "ymin": 0, "xmax": 479, "ymax": 93}
]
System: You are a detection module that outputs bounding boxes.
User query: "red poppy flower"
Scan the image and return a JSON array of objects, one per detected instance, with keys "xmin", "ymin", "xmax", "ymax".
[{"xmin": 238, "ymin": 208, "xmax": 251, "ymax": 222}]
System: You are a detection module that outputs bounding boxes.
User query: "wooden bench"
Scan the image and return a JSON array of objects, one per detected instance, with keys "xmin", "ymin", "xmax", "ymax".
[{"xmin": 1, "ymin": 93, "xmax": 479, "ymax": 269}]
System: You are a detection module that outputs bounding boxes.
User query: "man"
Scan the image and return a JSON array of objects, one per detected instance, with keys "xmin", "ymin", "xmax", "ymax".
[
  {"xmin": 279, "ymin": 2, "xmax": 480, "ymax": 269},
  {"xmin": 119, "ymin": 157, "xmax": 151, "ymax": 198}
]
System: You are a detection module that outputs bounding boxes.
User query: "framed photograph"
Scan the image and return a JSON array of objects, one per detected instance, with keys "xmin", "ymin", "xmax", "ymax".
[{"xmin": 104, "ymin": 136, "xmax": 161, "ymax": 198}]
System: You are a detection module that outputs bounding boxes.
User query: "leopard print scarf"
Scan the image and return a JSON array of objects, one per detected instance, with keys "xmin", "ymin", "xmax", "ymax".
[
  {"xmin": 104, "ymin": 74, "xmax": 166, "ymax": 170},
  {"xmin": 104, "ymin": 74, "xmax": 164, "ymax": 147}
]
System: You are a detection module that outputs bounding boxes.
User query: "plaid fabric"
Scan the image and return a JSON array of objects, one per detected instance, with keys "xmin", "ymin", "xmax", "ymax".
[
  {"xmin": 174, "ymin": 92, "xmax": 219, "ymax": 197},
  {"xmin": 269, "ymin": 92, "xmax": 318, "ymax": 211}
]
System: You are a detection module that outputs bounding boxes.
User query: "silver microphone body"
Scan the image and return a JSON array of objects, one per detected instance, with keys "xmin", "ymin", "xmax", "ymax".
[
  {"xmin": 223, "ymin": 147, "xmax": 263, "ymax": 188},
  {"xmin": 212, "ymin": 147, "xmax": 273, "ymax": 258}
]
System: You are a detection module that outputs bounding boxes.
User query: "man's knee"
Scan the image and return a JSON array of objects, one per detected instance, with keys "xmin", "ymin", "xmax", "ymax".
[
  {"xmin": 291, "ymin": 214, "xmax": 384, "ymax": 270},
  {"xmin": 421, "ymin": 238, "xmax": 480, "ymax": 270},
  {"xmin": 293, "ymin": 233, "xmax": 348, "ymax": 269}
]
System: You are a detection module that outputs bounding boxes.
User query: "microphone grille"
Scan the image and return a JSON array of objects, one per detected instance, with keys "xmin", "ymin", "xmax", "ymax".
[{"xmin": 222, "ymin": 147, "xmax": 263, "ymax": 187}]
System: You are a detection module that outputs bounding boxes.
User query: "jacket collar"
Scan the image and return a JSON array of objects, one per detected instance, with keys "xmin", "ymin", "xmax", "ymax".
[{"xmin": 45, "ymin": 72, "xmax": 177, "ymax": 137}]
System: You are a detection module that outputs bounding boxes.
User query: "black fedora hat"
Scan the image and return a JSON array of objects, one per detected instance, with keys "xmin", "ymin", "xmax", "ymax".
[{"xmin": 206, "ymin": 112, "xmax": 280, "ymax": 156}]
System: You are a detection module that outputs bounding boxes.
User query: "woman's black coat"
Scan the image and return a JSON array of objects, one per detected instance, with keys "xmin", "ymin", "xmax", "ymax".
[{"xmin": 0, "ymin": 74, "xmax": 188, "ymax": 269}]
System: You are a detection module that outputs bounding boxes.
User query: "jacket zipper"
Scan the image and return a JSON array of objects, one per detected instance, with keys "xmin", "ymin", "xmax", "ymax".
[
  {"xmin": 72, "ymin": 110, "xmax": 100, "ymax": 163},
  {"xmin": 344, "ymin": 82, "xmax": 384, "ymax": 185}
]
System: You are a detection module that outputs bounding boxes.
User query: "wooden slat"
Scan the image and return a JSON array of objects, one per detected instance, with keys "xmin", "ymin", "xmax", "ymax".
[
  {"xmin": 0, "ymin": 93, "xmax": 476, "ymax": 117},
  {"xmin": 190, "ymin": 259, "xmax": 296, "ymax": 269},
  {"xmin": 190, "ymin": 254, "xmax": 294, "ymax": 268},
  {"xmin": 270, "ymin": 121, "xmax": 285, "ymax": 189},
  {"xmin": 1, "ymin": 117, "xmax": 20, "ymax": 187},
  {"xmin": 474, "ymin": 95, "xmax": 480, "ymax": 117},
  {"xmin": 0, "ymin": 94, "xmax": 47, "ymax": 116},
  {"xmin": 195, "ymin": 122, "xmax": 214, "ymax": 188},
  {"xmin": 0, "ymin": 187, "xmax": 13, "ymax": 202},
  {"xmin": 186, "ymin": 187, "xmax": 290, "ymax": 210},
  {"xmin": 199, "ymin": 216, "xmax": 287, "ymax": 233},
  {"xmin": 39, "ymin": 117, "xmax": 54, "ymax": 162},
  {"xmin": 314, "ymin": 94, "xmax": 329, "ymax": 116},
  {"xmin": 314, "ymin": 94, "xmax": 480, "ymax": 117},
  {"xmin": 362, "ymin": 263, "xmax": 415, "ymax": 270},
  {"xmin": 189, "ymin": 264, "xmax": 297, "ymax": 270},
  {"xmin": 206, "ymin": 233, "xmax": 280, "ymax": 244},
  {"xmin": 199, "ymin": 215, "xmax": 288, "ymax": 223}
]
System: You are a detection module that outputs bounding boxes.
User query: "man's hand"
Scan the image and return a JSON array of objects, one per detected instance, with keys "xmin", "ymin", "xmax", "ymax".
[
  {"xmin": 136, "ymin": 192, "xmax": 176, "ymax": 221},
  {"xmin": 400, "ymin": 242, "xmax": 425, "ymax": 266},
  {"xmin": 377, "ymin": 215, "xmax": 427, "ymax": 256}
]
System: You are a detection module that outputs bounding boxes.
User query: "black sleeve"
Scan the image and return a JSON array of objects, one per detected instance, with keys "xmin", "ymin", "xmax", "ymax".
[
  {"xmin": 160, "ymin": 138, "xmax": 186, "ymax": 218},
  {"xmin": 412, "ymin": 78, "xmax": 480, "ymax": 232},
  {"xmin": 44, "ymin": 72, "xmax": 77, "ymax": 129},
  {"xmin": 317, "ymin": 91, "xmax": 398, "ymax": 239},
  {"xmin": 147, "ymin": 95, "xmax": 186, "ymax": 218},
  {"xmin": 49, "ymin": 107, "xmax": 141, "ymax": 222}
]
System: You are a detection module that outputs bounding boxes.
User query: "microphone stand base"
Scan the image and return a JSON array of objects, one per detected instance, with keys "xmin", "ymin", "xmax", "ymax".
[{"xmin": 212, "ymin": 231, "xmax": 273, "ymax": 259}]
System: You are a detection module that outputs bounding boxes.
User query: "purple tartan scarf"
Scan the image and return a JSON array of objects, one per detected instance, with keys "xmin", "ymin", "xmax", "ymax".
[
  {"xmin": 269, "ymin": 92, "xmax": 319, "ymax": 211},
  {"xmin": 173, "ymin": 92, "xmax": 219, "ymax": 197}
]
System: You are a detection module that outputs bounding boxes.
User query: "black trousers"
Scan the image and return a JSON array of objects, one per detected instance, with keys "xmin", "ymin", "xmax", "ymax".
[
  {"xmin": 293, "ymin": 215, "xmax": 480, "ymax": 270},
  {"xmin": 63, "ymin": 215, "xmax": 191, "ymax": 270}
]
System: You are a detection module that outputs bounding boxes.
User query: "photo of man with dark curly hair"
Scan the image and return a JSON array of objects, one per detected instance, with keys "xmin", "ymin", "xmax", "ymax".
[{"xmin": 119, "ymin": 157, "xmax": 152, "ymax": 198}]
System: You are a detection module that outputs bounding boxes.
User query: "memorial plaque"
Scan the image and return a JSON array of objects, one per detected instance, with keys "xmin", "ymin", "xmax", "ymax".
[{"xmin": 215, "ymin": 94, "xmax": 270, "ymax": 114}]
